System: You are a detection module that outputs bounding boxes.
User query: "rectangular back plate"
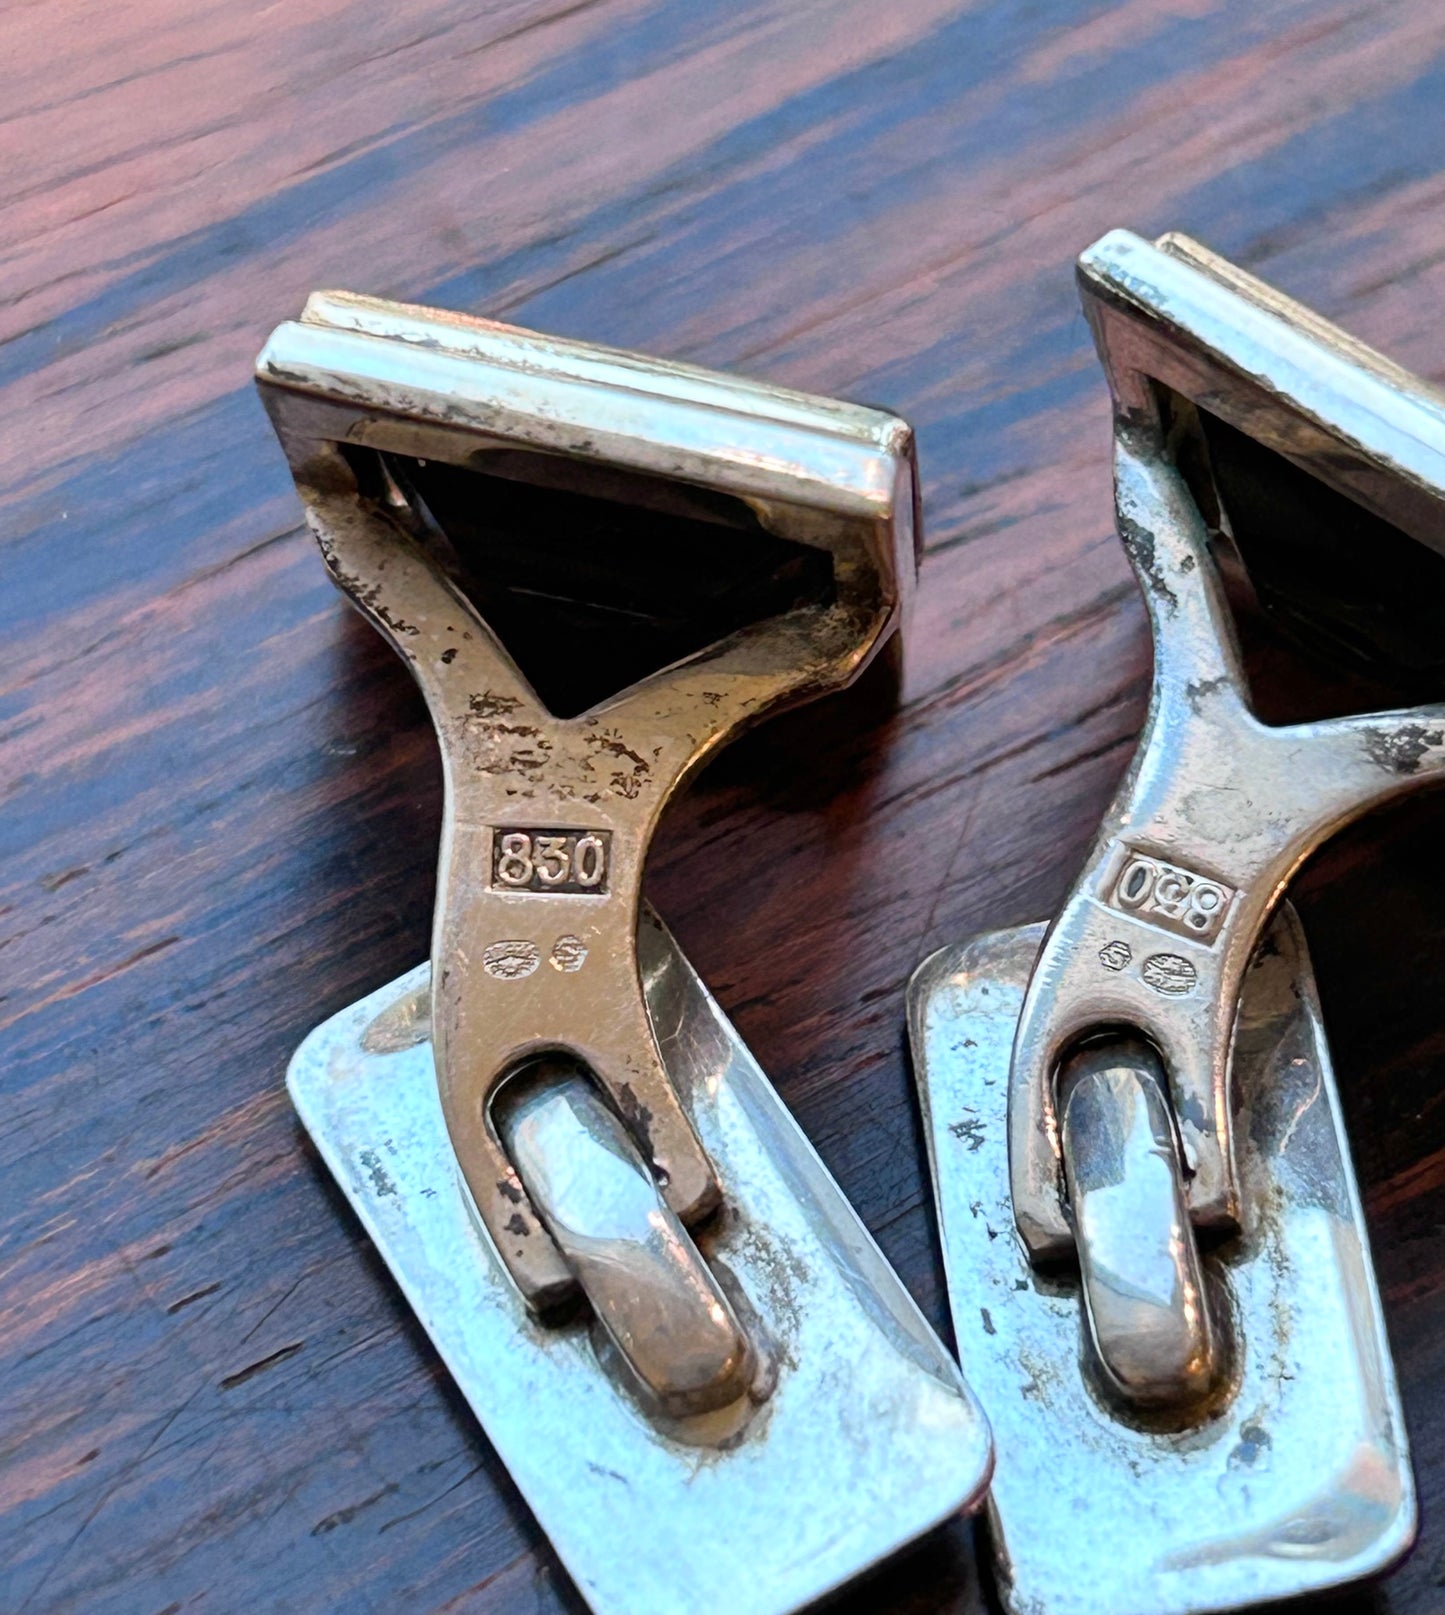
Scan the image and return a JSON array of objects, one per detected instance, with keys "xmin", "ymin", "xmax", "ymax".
[
  {"xmin": 289, "ymin": 910, "xmax": 991, "ymax": 1615},
  {"xmin": 909, "ymin": 906, "xmax": 1414, "ymax": 1615}
]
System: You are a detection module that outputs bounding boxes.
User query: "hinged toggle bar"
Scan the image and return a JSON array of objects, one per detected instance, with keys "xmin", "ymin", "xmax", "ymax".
[
  {"xmin": 1057, "ymin": 1038, "xmax": 1218, "ymax": 1409},
  {"xmin": 497, "ymin": 1063, "xmax": 756, "ymax": 1419}
]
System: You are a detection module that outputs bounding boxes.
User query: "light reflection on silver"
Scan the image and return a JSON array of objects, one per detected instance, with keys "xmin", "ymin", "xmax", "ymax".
[
  {"xmin": 290, "ymin": 910, "xmax": 992, "ymax": 1615},
  {"xmin": 1057, "ymin": 1039, "xmax": 1218, "ymax": 1408},
  {"xmin": 497, "ymin": 1064, "xmax": 756, "ymax": 1418},
  {"xmin": 909, "ymin": 907, "xmax": 1414, "ymax": 1615}
]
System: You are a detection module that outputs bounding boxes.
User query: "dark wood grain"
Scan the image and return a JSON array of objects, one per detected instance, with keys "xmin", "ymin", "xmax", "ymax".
[{"xmin": 4, "ymin": 2, "xmax": 1445, "ymax": 1611}]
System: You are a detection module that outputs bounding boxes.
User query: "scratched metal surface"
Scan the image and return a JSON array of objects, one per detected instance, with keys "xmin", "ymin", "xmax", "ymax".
[
  {"xmin": 911, "ymin": 912, "xmax": 1415, "ymax": 1615},
  {"xmin": 3, "ymin": 3, "xmax": 1444, "ymax": 1612},
  {"xmin": 286, "ymin": 934, "xmax": 991, "ymax": 1615}
]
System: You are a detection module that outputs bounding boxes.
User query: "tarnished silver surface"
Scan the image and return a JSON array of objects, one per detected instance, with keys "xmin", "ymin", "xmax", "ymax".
[
  {"xmin": 291, "ymin": 910, "xmax": 993, "ymax": 1615},
  {"xmin": 1011, "ymin": 230, "xmax": 1445, "ymax": 1257},
  {"xmin": 1057, "ymin": 1039, "xmax": 1217, "ymax": 1408},
  {"xmin": 257, "ymin": 293, "xmax": 916, "ymax": 1309},
  {"xmin": 910, "ymin": 911, "xmax": 1414, "ymax": 1615},
  {"xmin": 496, "ymin": 1065, "xmax": 756, "ymax": 1418}
]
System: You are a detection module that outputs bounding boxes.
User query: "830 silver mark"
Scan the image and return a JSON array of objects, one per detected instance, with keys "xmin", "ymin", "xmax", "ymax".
[
  {"xmin": 492, "ymin": 828, "xmax": 610, "ymax": 894},
  {"xmin": 1107, "ymin": 849, "xmax": 1232, "ymax": 944}
]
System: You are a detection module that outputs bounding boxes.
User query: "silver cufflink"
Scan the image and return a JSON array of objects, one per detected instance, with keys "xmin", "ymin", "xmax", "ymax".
[
  {"xmin": 257, "ymin": 294, "xmax": 992, "ymax": 1615},
  {"xmin": 910, "ymin": 229, "xmax": 1434, "ymax": 1615}
]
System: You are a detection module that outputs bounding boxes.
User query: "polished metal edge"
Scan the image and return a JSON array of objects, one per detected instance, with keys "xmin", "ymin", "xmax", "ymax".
[
  {"xmin": 296, "ymin": 288, "xmax": 912, "ymax": 448},
  {"xmin": 1078, "ymin": 229, "xmax": 1445, "ymax": 549},
  {"xmin": 255, "ymin": 301, "xmax": 917, "ymax": 529},
  {"xmin": 1077, "ymin": 227, "xmax": 1445, "ymax": 549},
  {"xmin": 910, "ymin": 908, "xmax": 1415, "ymax": 1615},
  {"xmin": 289, "ymin": 913, "xmax": 992, "ymax": 1615}
]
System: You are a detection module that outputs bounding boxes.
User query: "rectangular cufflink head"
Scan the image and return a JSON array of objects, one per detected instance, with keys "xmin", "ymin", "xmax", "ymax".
[
  {"xmin": 255, "ymin": 290, "xmax": 918, "ymax": 679},
  {"xmin": 291, "ymin": 913, "xmax": 993, "ymax": 1615},
  {"xmin": 909, "ymin": 908, "xmax": 1414, "ymax": 1615}
]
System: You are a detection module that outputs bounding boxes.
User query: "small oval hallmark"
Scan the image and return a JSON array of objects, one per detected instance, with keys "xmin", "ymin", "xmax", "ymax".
[
  {"xmin": 1098, "ymin": 940, "xmax": 1132, "ymax": 972},
  {"xmin": 483, "ymin": 940, "xmax": 540, "ymax": 981},
  {"xmin": 550, "ymin": 935, "xmax": 588, "ymax": 973},
  {"xmin": 1141, "ymin": 952, "xmax": 1197, "ymax": 996}
]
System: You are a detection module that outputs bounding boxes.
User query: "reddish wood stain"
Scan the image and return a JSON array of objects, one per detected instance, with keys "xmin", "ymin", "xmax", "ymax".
[{"xmin": 3, "ymin": 2, "xmax": 1444, "ymax": 1611}]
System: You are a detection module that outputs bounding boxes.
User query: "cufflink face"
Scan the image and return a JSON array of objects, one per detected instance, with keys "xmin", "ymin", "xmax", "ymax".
[
  {"xmin": 911, "ymin": 230, "xmax": 1431, "ymax": 1615},
  {"xmin": 259, "ymin": 298, "xmax": 991, "ymax": 1615},
  {"xmin": 290, "ymin": 917, "xmax": 993, "ymax": 1615},
  {"xmin": 911, "ymin": 910, "xmax": 1413, "ymax": 1615}
]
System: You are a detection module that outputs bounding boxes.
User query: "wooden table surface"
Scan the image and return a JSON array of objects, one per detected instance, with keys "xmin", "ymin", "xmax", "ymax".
[{"xmin": 5, "ymin": 2, "xmax": 1445, "ymax": 1611}]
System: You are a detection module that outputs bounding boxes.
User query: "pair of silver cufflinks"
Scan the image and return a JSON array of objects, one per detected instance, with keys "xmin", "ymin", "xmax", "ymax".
[{"xmin": 256, "ymin": 228, "xmax": 1443, "ymax": 1615}]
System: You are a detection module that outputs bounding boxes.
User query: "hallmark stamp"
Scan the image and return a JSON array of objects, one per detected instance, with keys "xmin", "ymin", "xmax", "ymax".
[
  {"xmin": 1141, "ymin": 953, "xmax": 1198, "ymax": 996},
  {"xmin": 483, "ymin": 941, "xmax": 541, "ymax": 980},
  {"xmin": 1108, "ymin": 849, "xmax": 1232, "ymax": 943},
  {"xmin": 550, "ymin": 935, "xmax": 588, "ymax": 973},
  {"xmin": 1098, "ymin": 940, "xmax": 1132, "ymax": 972},
  {"xmin": 491, "ymin": 828, "xmax": 610, "ymax": 894}
]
